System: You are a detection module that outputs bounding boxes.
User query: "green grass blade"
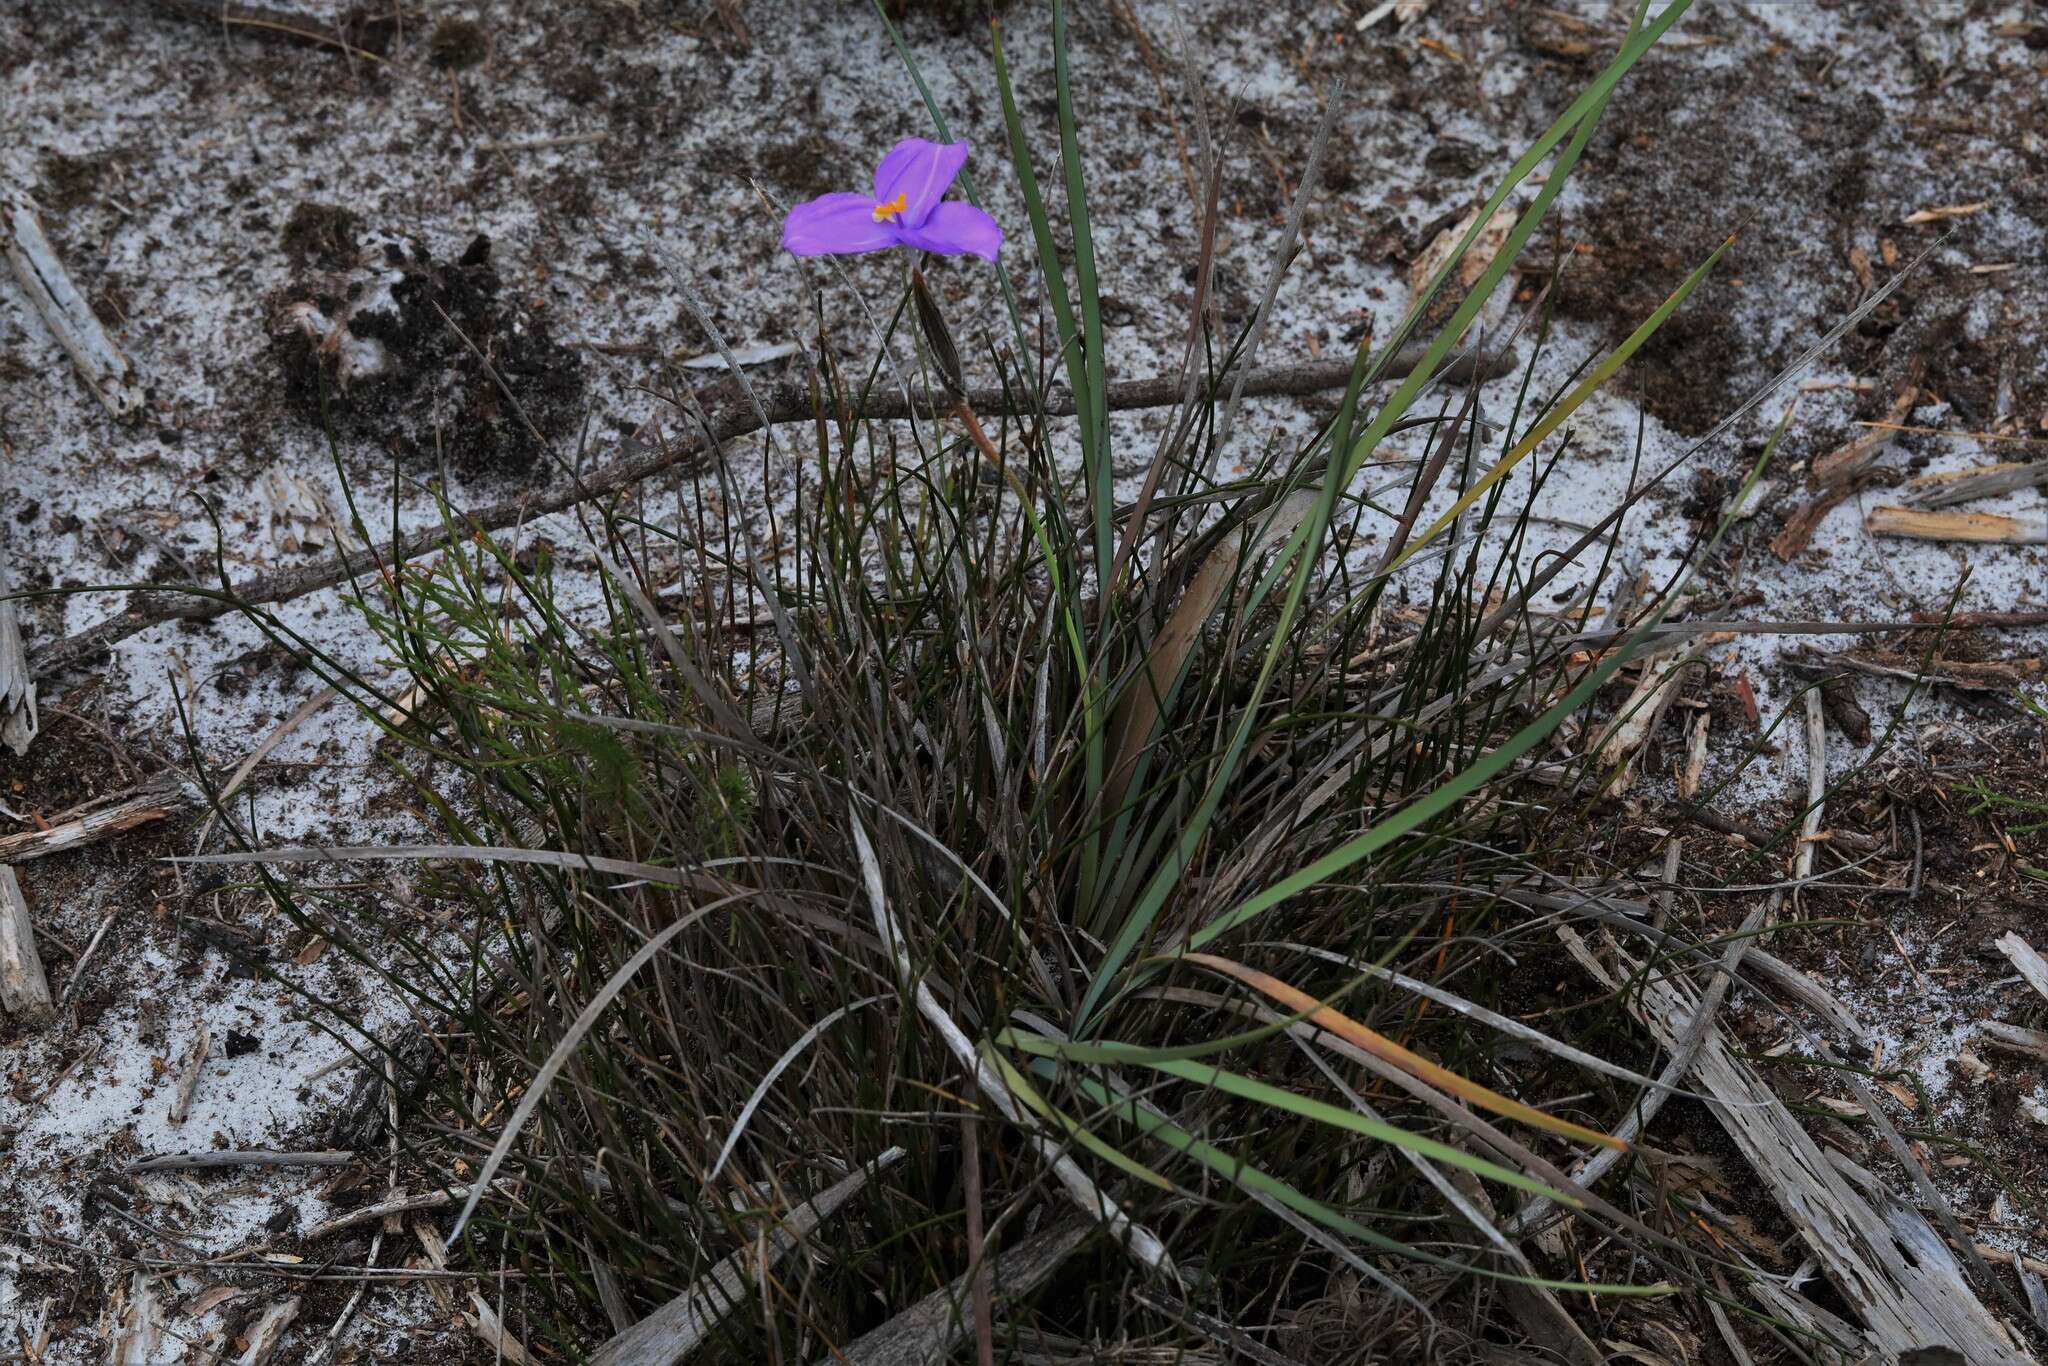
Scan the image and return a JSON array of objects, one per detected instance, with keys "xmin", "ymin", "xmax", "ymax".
[
  {"xmin": 1189, "ymin": 402, "xmax": 1797, "ymax": 953},
  {"xmin": 1063, "ymin": 1071, "xmax": 1672, "ymax": 1297},
  {"xmin": 1051, "ymin": 0, "xmax": 1111, "ymax": 581}
]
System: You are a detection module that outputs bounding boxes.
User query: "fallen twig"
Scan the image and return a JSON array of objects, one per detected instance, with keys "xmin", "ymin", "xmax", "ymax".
[
  {"xmin": 56, "ymin": 906, "xmax": 119, "ymax": 1008},
  {"xmin": 29, "ymin": 347, "xmax": 1508, "ymax": 678},
  {"xmin": 141, "ymin": 0, "xmax": 389, "ymax": 60},
  {"xmin": 413, "ymin": 1223, "xmax": 531, "ymax": 1364},
  {"xmin": 0, "ymin": 518, "xmax": 37, "ymax": 755},
  {"xmin": 126, "ymin": 1150, "xmax": 354, "ymax": 1174},
  {"xmin": 1980, "ymin": 1021, "xmax": 2048, "ymax": 1065},
  {"xmin": 1798, "ymin": 648, "xmax": 2041, "ymax": 693},
  {"xmin": 303, "ymin": 1185, "xmax": 472, "ymax": 1240},
  {"xmin": 1793, "ymin": 688, "xmax": 1826, "ymax": 891}
]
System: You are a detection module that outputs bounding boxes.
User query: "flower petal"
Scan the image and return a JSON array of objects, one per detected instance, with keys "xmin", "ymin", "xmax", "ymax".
[
  {"xmin": 873, "ymin": 138, "xmax": 968, "ymax": 230},
  {"xmin": 896, "ymin": 202, "xmax": 1003, "ymax": 261},
  {"xmin": 782, "ymin": 193, "xmax": 902, "ymax": 256}
]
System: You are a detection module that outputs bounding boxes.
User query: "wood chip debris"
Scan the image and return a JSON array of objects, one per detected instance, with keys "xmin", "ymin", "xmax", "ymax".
[
  {"xmin": 2, "ymin": 186, "xmax": 144, "ymax": 419},
  {"xmin": 1772, "ymin": 364, "xmax": 1922, "ymax": 560},
  {"xmin": 168, "ymin": 1023, "xmax": 211, "ymax": 1126},
  {"xmin": 1902, "ymin": 200, "xmax": 1990, "ymax": 223},
  {"xmin": 106, "ymin": 1272, "xmax": 163, "ymax": 1365},
  {"xmin": 413, "ymin": 1223, "xmax": 533, "ymax": 1364}
]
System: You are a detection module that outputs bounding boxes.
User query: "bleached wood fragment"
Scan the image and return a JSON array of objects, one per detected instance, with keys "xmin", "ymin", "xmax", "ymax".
[
  {"xmin": 2, "ymin": 187, "xmax": 143, "ymax": 419},
  {"xmin": 0, "ymin": 865, "xmax": 51, "ymax": 1023}
]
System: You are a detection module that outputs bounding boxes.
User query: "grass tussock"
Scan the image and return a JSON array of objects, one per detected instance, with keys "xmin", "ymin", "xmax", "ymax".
[{"xmin": 192, "ymin": 0, "xmax": 1821, "ymax": 1357}]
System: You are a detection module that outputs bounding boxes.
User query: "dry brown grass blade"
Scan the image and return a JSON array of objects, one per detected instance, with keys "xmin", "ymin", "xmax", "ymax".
[
  {"xmin": 1177, "ymin": 952, "xmax": 1626, "ymax": 1151},
  {"xmin": 1104, "ymin": 489, "xmax": 1319, "ymax": 810}
]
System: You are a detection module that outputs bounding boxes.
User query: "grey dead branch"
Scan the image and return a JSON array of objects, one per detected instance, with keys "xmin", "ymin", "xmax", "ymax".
[
  {"xmin": 1981, "ymin": 1021, "xmax": 2048, "ymax": 1065},
  {"xmin": 813, "ymin": 1216, "xmax": 1094, "ymax": 1366},
  {"xmin": 0, "ymin": 865, "xmax": 52, "ymax": 1025},
  {"xmin": 0, "ymin": 519, "xmax": 37, "ymax": 757},
  {"xmin": 1562, "ymin": 925, "xmax": 2031, "ymax": 1364},
  {"xmin": 29, "ymin": 345, "xmax": 1504, "ymax": 680},
  {"xmin": 1, "ymin": 187, "xmax": 144, "ymax": 420},
  {"xmin": 588, "ymin": 1149, "xmax": 905, "ymax": 1366},
  {"xmin": 124, "ymin": 1149, "xmax": 354, "ymax": 1174}
]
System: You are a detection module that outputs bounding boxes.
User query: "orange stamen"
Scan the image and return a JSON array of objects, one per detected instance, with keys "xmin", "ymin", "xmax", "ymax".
[{"xmin": 871, "ymin": 192, "xmax": 908, "ymax": 223}]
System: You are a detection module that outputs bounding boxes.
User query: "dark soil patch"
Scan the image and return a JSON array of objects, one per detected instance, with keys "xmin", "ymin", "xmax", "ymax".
[
  {"xmin": 267, "ymin": 224, "xmax": 585, "ymax": 478},
  {"xmin": 427, "ymin": 17, "xmax": 488, "ymax": 71},
  {"xmin": 1515, "ymin": 9, "xmax": 2048, "ymax": 441}
]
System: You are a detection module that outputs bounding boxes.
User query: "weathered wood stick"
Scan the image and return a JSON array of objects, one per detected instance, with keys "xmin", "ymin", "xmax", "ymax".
[
  {"xmin": 0, "ymin": 865, "xmax": 52, "ymax": 1024},
  {"xmin": 126, "ymin": 1149, "xmax": 355, "ymax": 1174},
  {"xmin": 1, "ymin": 188, "xmax": 143, "ymax": 419},
  {"xmin": 1788, "ymin": 648, "xmax": 2041, "ymax": 693},
  {"xmin": 57, "ymin": 906, "xmax": 119, "ymax": 1007},
  {"xmin": 0, "ymin": 521, "xmax": 37, "ymax": 756},
  {"xmin": 1811, "ymin": 369, "xmax": 1922, "ymax": 485},
  {"xmin": 28, "ymin": 346, "xmax": 1510, "ymax": 678},
  {"xmin": 1866, "ymin": 505, "xmax": 2048, "ymax": 545},
  {"xmin": 235, "ymin": 1296, "xmax": 301, "ymax": 1366},
  {"xmin": 168, "ymin": 1023, "xmax": 211, "ymax": 1126},
  {"xmin": 1996, "ymin": 932, "xmax": 2048, "ymax": 1006},
  {"xmin": 1904, "ymin": 461, "xmax": 2048, "ymax": 510},
  {"xmin": 1772, "ymin": 364, "xmax": 1922, "ymax": 561},
  {"xmin": 303, "ymin": 1185, "xmax": 473, "ymax": 1240},
  {"xmin": 0, "ymin": 771, "xmax": 200, "ymax": 863},
  {"xmin": 1981, "ymin": 1021, "xmax": 2048, "ymax": 1064}
]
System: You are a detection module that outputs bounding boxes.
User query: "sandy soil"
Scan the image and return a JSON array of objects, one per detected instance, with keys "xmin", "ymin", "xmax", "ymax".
[{"xmin": 2, "ymin": 0, "xmax": 2045, "ymax": 1358}]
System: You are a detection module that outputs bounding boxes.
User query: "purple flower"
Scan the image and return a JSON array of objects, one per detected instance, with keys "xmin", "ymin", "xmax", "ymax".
[{"xmin": 782, "ymin": 138, "xmax": 1002, "ymax": 262}]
